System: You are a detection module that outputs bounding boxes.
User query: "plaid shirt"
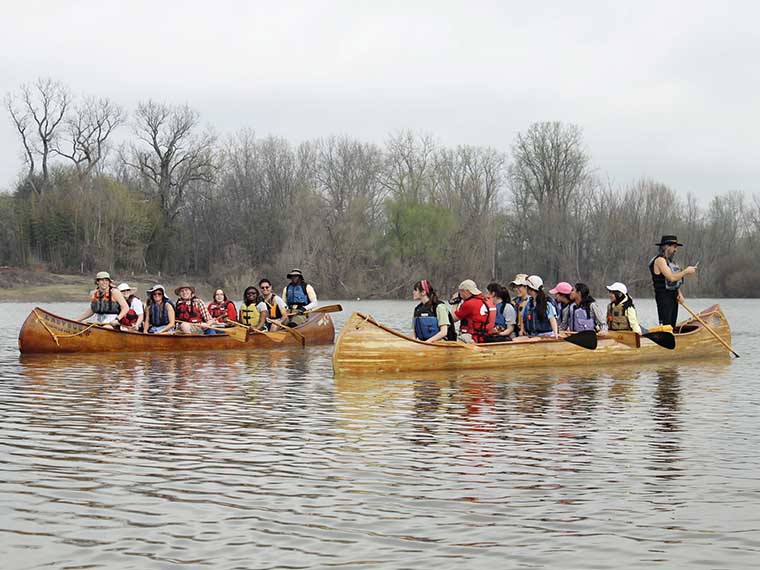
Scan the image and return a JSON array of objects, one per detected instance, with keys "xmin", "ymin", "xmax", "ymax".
[{"xmin": 176, "ymin": 297, "xmax": 212, "ymax": 323}]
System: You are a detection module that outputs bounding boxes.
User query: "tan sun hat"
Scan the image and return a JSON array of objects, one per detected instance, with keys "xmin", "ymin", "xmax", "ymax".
[
  {"xmin": 509, "ymin": 273, "xmax": 529, "ymax": 288},
  {"xmin": 287, "ymin": 268, "xmax": 304, "ymax": 279},
  {"xmin": 174, "ymin": 283, "xmax": 196, "ymax": 296},
  {"xmin": 457, "ymin": 279, "xmax": 481, "ymax": 295},
  {"xmin": 94, "ymin": 271, "xmax": 112, "ymax": 283}
]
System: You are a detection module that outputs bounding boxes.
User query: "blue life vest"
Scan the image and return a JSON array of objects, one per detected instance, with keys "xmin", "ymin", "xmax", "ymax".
[
  {"xmin": 286, "ymin": 283, "xmax": 309, "ymax": 307},
  {"xmin": 494, "ymin": 302, "xmax": 507, "ymax": 328},
  {"xmin": 569, "ymin": 303, "xmax": 596, "ymax": 332},
  {"xmin": 414, "ymin": 302, "xmax": 456, "ymax": 341},
  {"xmin": 149, "ymin": 300, "xmax": 173, "ymax": 327},
  {"xmin": 523, "ymin": 298, "xmax": 553, "ymax": 335}
]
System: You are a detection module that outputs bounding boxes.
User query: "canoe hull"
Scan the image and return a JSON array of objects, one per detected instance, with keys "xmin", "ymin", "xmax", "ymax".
[
  {"xmin": 19, "ymin": 307, "xmax": 334, "ymax": 354},
  {"xmin": 332, "ymin": 305, "xmax": 732, "ymax": 375}
]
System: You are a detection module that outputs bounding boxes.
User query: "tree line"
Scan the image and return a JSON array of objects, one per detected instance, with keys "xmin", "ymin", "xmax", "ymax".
[{"xmin": 2, "ymin": 78, "xmax": 759, "ymax": 298}]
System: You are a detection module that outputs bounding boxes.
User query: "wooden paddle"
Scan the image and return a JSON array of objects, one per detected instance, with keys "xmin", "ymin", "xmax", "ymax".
[
  {"xmin": 287, "ymin": 304, "xmax": 343, "ymax": 316},
  {"xmin": 176, "ymin": 320, "xmax": 247, "ymax": 343},
  {"xmin": 679, "ymin": 300, "xmax": 739, "ymax": 357},
  {"xmin": 603, "ymin": 330, "xmax": 676, "ymax": 350},
  {"xmin": 267, "ymin": 318, "xmax": 306, "ymax": 347}
]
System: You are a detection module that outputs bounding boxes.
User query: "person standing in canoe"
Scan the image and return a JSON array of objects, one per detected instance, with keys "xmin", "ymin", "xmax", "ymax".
[
  {"xmin": 174, "ymin": 283, "xmax": 215, "ymax": 334},
  {"xmin": 259, "ymin": 279, "xmax": 289, "ymax": 331},
  {"xmin": 518, "ymin": 275, "xmax": 559, "ymax": 338},
  {"xmin": 412, "ymin": 280, "xmax": 456, "ymax": 343},
  {"xmin": 605, "ymin": 282, "xmax": 642, "ymax": 334},
  {"xmin": 144, "ymin": 284, "xmax": 176, "ymax": 334},
  {"xmin": 650, "ymin": 235, "xmax": 697, "ymax": 327},
  {"xmin": 450, "ymin": 280, "xmax": 496, "ymax": 344},
  {"xmin": 281, "ymin": 268, "xmax": 318, "ymax": 326},
  {"xmin": 78, "ymin": 271, "xmax": 130, "ymax": 328},
  {"xmin": 117, "ymin": 282, "xmax": 144, "ymax": 331}
]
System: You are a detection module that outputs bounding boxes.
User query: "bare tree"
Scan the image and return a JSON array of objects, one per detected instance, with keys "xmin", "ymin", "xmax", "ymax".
[
  {"xmin": 124, "ymin": 100, "xmax": 217, "ymax": 223},
  {"xmin": 5, "ymin": 78, "xmax": 71, "ymax": 191},
  {"xmin": 56, "ymin": 97, "xmax": 124, "ymax": 178}
]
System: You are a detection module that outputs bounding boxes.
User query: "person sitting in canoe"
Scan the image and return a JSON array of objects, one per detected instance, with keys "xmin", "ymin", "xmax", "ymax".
[
  {"xmin": 208, "ymin": 288, "xmax": 238, "ymax": 327},
  {"xmin": 259, "ymin": 278, "xmax": 288, "ymax": 331},
  {"xmin": 412, "ymin": 279, "xmax": 456, "ymax": 343},
  {"xmin": 239, "ymin": 286, "xmax": 268, "ymax": 330},
  {"xmin": 450, "ymin": 279, "xmax": 496, "ymax": 344},
  {"xmin": 605, "ymin": 282, "xmax": 642, "ymax": 334},
  {"xmin": 281, "ymin": 268, "xmax": 318, "ymax": 327},
  {"xmin": 78, "ymin": 271, "xmax": 130, "ymax": 329},
  {"xmin": 174, "ymin": 283, "xmax": 216, "ymax": 334},
  {"xmin": 517, "ymin": 275, "xmax": 559, "ymax": 339},
  {"xmin": 567, "ymin": 283, "xmax": 607, "ymax": 334},
  {"xmin": 117, "ymin": 282, "xmax": 144, "ymax": 332},
  {"xmin": 144, "ymin": 285, "xmax": 175, "ymax": 334},
  {"xmin": 548, "ymin": 281, "xmax": 573, "ymax": 331},
  {"xmin": 484, "ymin": 282, "xmax": 516, "ymax": 342},
  {"xmin": 508, "ymin": 273, "xmax": 530, "ymax": 335}
]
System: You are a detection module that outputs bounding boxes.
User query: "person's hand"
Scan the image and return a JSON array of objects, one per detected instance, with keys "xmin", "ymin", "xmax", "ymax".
[
  {"xmin": 296, "ymin": 306, "xmax": 306, "ymax": 315},
  {"xmin": 685, "ymin": 265, "xmax": 697, "ymax": 275},
  {"xmin": 449, "ymin": 293, "xmax": 461, "ymax": 304},
  {"xmin": 677, "ymin": 290, "xmax": 685, "ymax": 303}
]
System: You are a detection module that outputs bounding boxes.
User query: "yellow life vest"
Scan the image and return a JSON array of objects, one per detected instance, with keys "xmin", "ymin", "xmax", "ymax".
[{"xmin": 239, "ymin": 302, "xmax": 261, "ymax": 328}]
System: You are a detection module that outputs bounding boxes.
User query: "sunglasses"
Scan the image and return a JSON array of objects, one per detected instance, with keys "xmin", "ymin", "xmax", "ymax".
[{"xmin": 260, "ymin": 285, "xmax": 271, "ymax": 289}]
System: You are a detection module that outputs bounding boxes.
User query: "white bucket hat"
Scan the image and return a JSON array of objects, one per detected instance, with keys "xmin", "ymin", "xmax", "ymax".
[{"xmin": 117, "ymin": 282, "xmax": 133, "ymax": 292}]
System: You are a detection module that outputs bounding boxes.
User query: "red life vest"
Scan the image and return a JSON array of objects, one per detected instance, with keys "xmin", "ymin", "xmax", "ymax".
[
  {"xmin": 459, "ymin": 294, "xmax": 496, "ymax": 343},
  {"xmin": 119, "ymin": 295, "xmax": 140, "ymax": 326},
  {"xmin": 175, "ymin": 298, "xmax": 202, "ymax": 323},
  {"xmin": 208, "ymin": 300, "xmax": 233, "ymax": 320}
]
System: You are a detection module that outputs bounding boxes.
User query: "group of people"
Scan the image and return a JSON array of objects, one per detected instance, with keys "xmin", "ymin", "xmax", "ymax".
[
  {"xmin": 412, "ymin": 234, "xmax": 697, "ymax": 344},
  {"xmin": 79, "ymin": 268, "xmax": 319, "ymax": 334}
]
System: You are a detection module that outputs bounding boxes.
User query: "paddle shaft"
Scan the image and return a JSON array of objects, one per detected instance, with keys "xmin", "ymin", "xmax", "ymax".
[
  {"xmin": 678, "ymin": 300, "xmax": 739, "ymax": 357},
  {"xmin": 287, "ymin": 304, "xmax": 342, "ymax": 317},
  {"xmin": 267, "ymin": 318, "xmax": 306, "ymax": 347}
]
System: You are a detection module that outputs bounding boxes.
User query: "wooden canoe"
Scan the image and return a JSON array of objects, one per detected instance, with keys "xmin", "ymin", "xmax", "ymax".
[
  {"xmin": 18, "ymin": 307, "xmax": 335, "ymax": 354},
  {"xmin": 332, "ymin": 304, "xmax": 732, "ymax": 375}
]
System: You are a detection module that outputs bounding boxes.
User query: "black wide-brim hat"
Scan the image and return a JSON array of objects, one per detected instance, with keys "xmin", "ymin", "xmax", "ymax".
[{"xmin": 655, "ymin": 234, "xmax": 684, "ymax": 246}]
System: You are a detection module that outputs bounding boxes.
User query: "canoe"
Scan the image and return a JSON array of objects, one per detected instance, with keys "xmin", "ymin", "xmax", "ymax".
[
  {"xmin": 332, "ymin": 304, "xmax": 732, "ymax": 375},
  {"xmin": 18, "ymin": 307, "xmax": 335, "ymax": 354}
]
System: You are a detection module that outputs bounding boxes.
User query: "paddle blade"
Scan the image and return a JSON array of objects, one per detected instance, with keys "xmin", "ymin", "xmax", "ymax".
[
  {"xmin": 223, "ymin": 326, "xmax": 248, "ymax": 343},
  {"xmin": 304, "ymin": 304, "xmax": 342, "ymax": 315},
  {"xmin": 643, "ymin": 331, "xmax": 676, "ymax": 350},
  {"xmin": 563, "ymin": 330, "xmax": 597, "ymax": 350}
]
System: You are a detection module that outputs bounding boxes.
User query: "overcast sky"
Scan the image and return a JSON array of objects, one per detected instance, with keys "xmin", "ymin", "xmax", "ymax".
[{"xmin": 2, "ymin": 1, "xmax": 758, "ymax": 201}]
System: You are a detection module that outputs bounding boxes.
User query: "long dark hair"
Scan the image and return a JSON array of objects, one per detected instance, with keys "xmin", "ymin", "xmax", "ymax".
[
  {"xmin": 531, "ymin": 287, "xmax": 549, "ymax": 321},
  {"xmin": 413, "ymin": 280, "xmax": 440, "ymax": 306},
  {"xmin": 574, "ymin": 282, "xmax": 595, "ymax": 310},
  {"xmin": 487, "ymin": 282, "xmax": 510, "ymax": 305}
]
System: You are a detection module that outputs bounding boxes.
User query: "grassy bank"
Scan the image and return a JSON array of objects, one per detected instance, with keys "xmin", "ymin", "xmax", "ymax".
[{"xmin": 0, "ymin": 267, "xmax": 215, "ymax": 302}]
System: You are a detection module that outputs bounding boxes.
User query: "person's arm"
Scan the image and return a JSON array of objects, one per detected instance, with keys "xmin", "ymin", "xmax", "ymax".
[
  {"xmin": 79, "ymin": 291, "xmax": 96, "ymax": 321},
  {"xmin": 276, "ymin": 295, "xmax": 289, "ymax": 319},
  {"xmin": 158, "ymin": 304, "xmax": 176, "ymax": 334},
  {"xmin": 197, "ymin": 300, "xmax": 213, "ymax": 328},
  {"xmin": 304, "ymin": 284, "xmax": 318, "ymax": 311},
  {"xmin": 626, "ymin": 306, "xmax": 642, "ymax": 334},
  {"xmin": 255, "ymin": 302, "xmax": 269, "ymax": 330},
  {"xmin": 227, "ymin": 303, "xmax": 237, "ymax": 323},
  {"xmin": 424, "ymin": 304, "xmax": 450, "ymax": 343},
  {"xmin": 134, "ymin": 300, "xmax": 144, "ymax": 330},
  {"xmin": 592, "ymin": 302, "xmax": 608, "ymax": 333},
  {"xmin": 654, "ymin": 257, "xmax": 697, "ymax": 282},
  {"xmin": 548, "ymin": 304, "xmax": 559, "ymax": 337},
  {"xmin": 143, "ymin": 305, "xmax": 152, "ymax": 332},
  {"xmin": 499, "ymin": 305, "xmax": 516, "ymax": 336},
  {"xmin": 111, "ymin": 289, "xmax": 130, "ymax": 323}
]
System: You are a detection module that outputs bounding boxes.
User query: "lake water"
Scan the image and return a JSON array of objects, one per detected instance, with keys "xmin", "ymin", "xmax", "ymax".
[{"xmin": 1, "ymin": 299, "xmax": 758, "ymax": 569}]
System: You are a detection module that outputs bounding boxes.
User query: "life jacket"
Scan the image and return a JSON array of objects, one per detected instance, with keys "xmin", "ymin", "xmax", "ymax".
[
  {"xmin": 568, "ymin": 302, "xmax": 597, "ymax": 332},
  {"xmin": 523, "ymin": 297, "xmax": 553, "ymax": 335},
  {"xmin": 265, "ymin": 296, "xmax": 284, "ymax": 319},
  {"xmin": 175, "ymin": 298, "xmax": 202, "ymax": 323},
  {"xmin": 414, "ymin": 302, "xmax": 457, "ymax": 341},
  {"xmin": 512, "ymin": 295, "xmax": 527, "ymax": 333},
  {"xmin": 494, "ymin": 301, "xmax": 507, "ymax": 328},
  {"xmin": 149, "ymin": 300, "xmax": 173, "ymax": 327},
  {"xmin": 119, "ymin": 294, "xmax": 140, "ymax": 326},
  {"xmin": 239, "ymin": 302, "xmax": 261, "ymax": 328},
  {"xmin": 285, "ymin": 282, "xmax": 310, "ymax": 308},
  {"xmin": 91, "ymin": 287, "xmax": 121, "ymax": 315},
  {"xmin": 649, "ymin": 254, "xmax": 682, "ymax": 292},
  {"xmin": 607, "ymin": 296, "xmax": 634, "ymax": 331},
  {"xmin": 460, "ymin": 294, "xmax": 496, "ymax": 343},
  {"xmin": 208, "ymin": 300, "xmax": 233, "ymax": 320}
]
